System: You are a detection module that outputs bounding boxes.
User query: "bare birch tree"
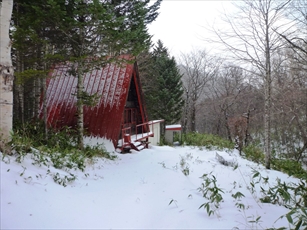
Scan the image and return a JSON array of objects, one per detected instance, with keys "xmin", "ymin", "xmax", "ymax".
[
  {"xmin": 210, "ymin": 65, "xmax": 245, "ymax": 141},
  {"xmin": 278, "ymin": 0, "xmax": 307, "ymax": 60},
  {"xmin": 276, "ymin": 0, "xmax": 307, "ymax": 159},
  {"xmin": 179, "ymin": 50, "xmax": 220, "ymax": 133},
  {"xmin": 0, "ymin": 0, "xmax": 14, "ymax": 152},
  {"xmin": 209, "ymin": 0, "xmax": 291, "ymax": 169}
]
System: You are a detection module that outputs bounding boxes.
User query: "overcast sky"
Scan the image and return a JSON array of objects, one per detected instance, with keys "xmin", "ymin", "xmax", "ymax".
[{"xmin": 148, "ymin": 0, "xmax": 234, "ymax": 59}]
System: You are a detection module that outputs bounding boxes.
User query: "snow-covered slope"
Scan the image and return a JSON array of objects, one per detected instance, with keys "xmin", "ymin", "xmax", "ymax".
[{"xmin": 0, "ymin": 145, "xmax": 300, "ymax": 229}]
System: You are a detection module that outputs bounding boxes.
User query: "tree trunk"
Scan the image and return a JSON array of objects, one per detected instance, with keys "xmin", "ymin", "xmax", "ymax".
[
  {"xmin": 43, "ymin": 75, "xmax": 48, "ymax": 140},
  {"xmin": 16, "ymin": 53, "xmax": 25, "ymax": 126},
  {"xmin": 0, "ymin": 0, "xmax": 14, "ymax": 150},
  {"xmin": 244, "ymin": 110, "xmax": 251, "ymax": 147},
  {"xmin": 77, "ymin": 61, "xmax": 84, "ymax": 149},
  {"xmin": 191, "ymin": 100, "xmax": 196, "ymax": 132},
  {"xmin": 264, "ymin": 12, "xmax": 272, "ymax": 169},
  {"xmin": 182, "ymin": 90, "xmax": 189, "ymax": 134},
  {"xmin": 223, "ymin": 108, "xmax": 232, "ymax": 142},
  {"xmin": 43, "ymin": 45, "xmax": 48, "ymax": 141}
]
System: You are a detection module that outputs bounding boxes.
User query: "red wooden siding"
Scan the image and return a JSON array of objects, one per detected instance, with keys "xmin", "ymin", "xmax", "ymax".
[{"xmin": 39, "ymin": 56, "xmax": 148, "ymax": 148}]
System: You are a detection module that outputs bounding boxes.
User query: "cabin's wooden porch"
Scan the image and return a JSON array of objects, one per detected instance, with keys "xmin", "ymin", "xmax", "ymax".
[{"xmin": 117, "ymin": 121, "xmax": 154, "ymax": 153}]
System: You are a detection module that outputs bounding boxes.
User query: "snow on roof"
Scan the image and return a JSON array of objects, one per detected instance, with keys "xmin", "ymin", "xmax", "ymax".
[
  {"xmin": 148, "ymin": 120, "xmax": 164, "ymax": 124},
  {"xmin": 165, "ymin": 124, "xmax": 181, "ymax": 131}
]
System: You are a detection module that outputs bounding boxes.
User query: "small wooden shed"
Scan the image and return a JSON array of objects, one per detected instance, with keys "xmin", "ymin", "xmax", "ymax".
[
  {"xmin": 165, "ymin": 124, "xmax": 182, "ymax": 144},
  {"xmin": 39, "ymin": 55, "xmax": 157, "ymax": 152}
]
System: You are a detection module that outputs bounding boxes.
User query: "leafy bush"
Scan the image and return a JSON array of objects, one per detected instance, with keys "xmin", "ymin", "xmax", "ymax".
[
  {"xmin": 183, "ymin": 132, "xmax": 233, "ymax": 150},
  {"xmin": 9, "ymin": 121, "xmax": 116, "ymax": 169},
  {"xmin": 242, "ymin": 144, "xmax": 265, "ymax": 164},
  {"xmin": 179, "ymin": 154, "xmax": 191, "ymax": 176},
  {"xmin": 271, "ymin": 159, "xmax": 307, "ymax": 180},
  {"xmin": 249, "ymin": 169, "xmax": 307, "ymax": 229},
  {"xmin": 4, "ymin": 121, "xmax": 117, "ymax": 187},
  {"xmin": 263, "ymin": 178, "xmax": 307, "ymax": 229},
  {"xmin": 282, "ymin": 207, "xmax": 307, "ymax": 230},
  {"xmin": 12, "ymin": 121, "xmax": 77, "ymax": 150},
  {"xmin": 173, "ymin": 132, "xmax": 182, "ymax": 144},
  {"xmin": 198, "ymin": 172, "xmax": 224, "ymax": 217}
]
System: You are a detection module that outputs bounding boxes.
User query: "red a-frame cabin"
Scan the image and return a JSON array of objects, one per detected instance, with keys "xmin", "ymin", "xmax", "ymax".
[{"xmin": 39, "ymin": 55, "xmax": 154, "ymax": 152}]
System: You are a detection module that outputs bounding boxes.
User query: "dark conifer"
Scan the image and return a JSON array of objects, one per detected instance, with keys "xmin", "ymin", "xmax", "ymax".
[
  {"xmin": 12, "ymin": 0, "xmax": 162, "ymax": 148},
  {"xmin": 146, "ymin": 40, "xmax": 184, "ymax": 124}
]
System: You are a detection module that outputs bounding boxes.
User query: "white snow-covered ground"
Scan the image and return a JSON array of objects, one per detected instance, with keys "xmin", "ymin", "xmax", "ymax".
[{"xmin": 0, "ymin": 144, "xmax": 301, "ymax": 229}]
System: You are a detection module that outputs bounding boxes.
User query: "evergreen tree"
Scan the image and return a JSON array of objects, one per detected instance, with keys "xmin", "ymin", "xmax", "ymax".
[
  {"xmin": 12, "ymin": 0, "xmax": 162, "ymax": 148},
  {"xmin": 147, "ymin": 40, "xmax": 184, "ymax": 125}
]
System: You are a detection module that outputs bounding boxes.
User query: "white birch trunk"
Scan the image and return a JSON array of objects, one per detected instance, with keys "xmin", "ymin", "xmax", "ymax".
[
  {"xmin": 77, "ymin": 61, "xmax": 84, "ymax": 149},
  {"xmin": 0, "ymin": 0, "xmax": 14, "ymax": 147}
]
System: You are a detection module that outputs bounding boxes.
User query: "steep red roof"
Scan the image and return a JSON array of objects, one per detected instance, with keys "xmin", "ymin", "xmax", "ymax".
[{"xmin": 39, "ymin": 56, "xmax": 147, "ymax": 148}]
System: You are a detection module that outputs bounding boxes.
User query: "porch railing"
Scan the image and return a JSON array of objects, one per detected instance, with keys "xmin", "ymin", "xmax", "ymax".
[{"xmin": 120, "ymin": 121, "xmax": 154, "ymax": 149}]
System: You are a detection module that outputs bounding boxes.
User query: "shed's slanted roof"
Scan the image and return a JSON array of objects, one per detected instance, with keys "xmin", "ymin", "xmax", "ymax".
[
  {"xmin": 39, "ymin": 55, "xmax": 143, "ymax": 147},
  {"xmin": 165, "ymin": 124, "xmax": 182, "ymax": 131}
]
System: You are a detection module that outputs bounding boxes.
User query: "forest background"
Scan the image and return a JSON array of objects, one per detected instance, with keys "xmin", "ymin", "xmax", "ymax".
[{"xmin": 0, "ymin": 0, "xmax": 306, "ymax": 170}]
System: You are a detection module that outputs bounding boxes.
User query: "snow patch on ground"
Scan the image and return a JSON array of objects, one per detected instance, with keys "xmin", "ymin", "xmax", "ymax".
[
  {"xmin": 0, "ymin": 144, "xmax": 300, "ymax": 229},
  {"xmin": 84, "ymin": 136, "xmax": 115, "ymax": 152}
]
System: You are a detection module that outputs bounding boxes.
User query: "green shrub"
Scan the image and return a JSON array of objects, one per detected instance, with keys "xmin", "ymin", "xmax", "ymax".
[
  {"xmin": 173, "ymin": 132, "xmax": 182, "ymax": 144},
  {"xmin": 271, "ymin": 159, "xmax": 307, "ymax": 180},
  {"xmin": 12, "ymin": 121, "xmax": 78, "ymax": 150},
  {"xmin": 182, "ymin": 132, "xmax": 233, "ymax": 150},
  {"xmin": 9, "ymin": 121, "xmax": 116, "ymax": 171},
  {"xmin": 242, "ymin": 145, "xmax": 265, "ymax": 163},
  {"xmin": 198, "ymin": 172, "xmax": 224, "ymax": 217}
]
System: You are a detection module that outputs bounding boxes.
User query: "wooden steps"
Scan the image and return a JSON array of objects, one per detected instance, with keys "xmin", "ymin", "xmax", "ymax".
[{"xmin": 117, "ymin": 139, "xmax": 149, "ymax": 153}]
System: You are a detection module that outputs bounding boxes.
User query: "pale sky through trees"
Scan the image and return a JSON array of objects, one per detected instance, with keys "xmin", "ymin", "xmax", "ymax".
[{"xmin": 148, "ymin": 0, "xmax": 234, "ymax": 58}]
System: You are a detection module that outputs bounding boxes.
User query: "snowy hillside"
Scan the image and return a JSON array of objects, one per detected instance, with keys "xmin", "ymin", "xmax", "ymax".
[{"xmin": 0, "ymin": 145, "xmax": 302, "ymax": 229}]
